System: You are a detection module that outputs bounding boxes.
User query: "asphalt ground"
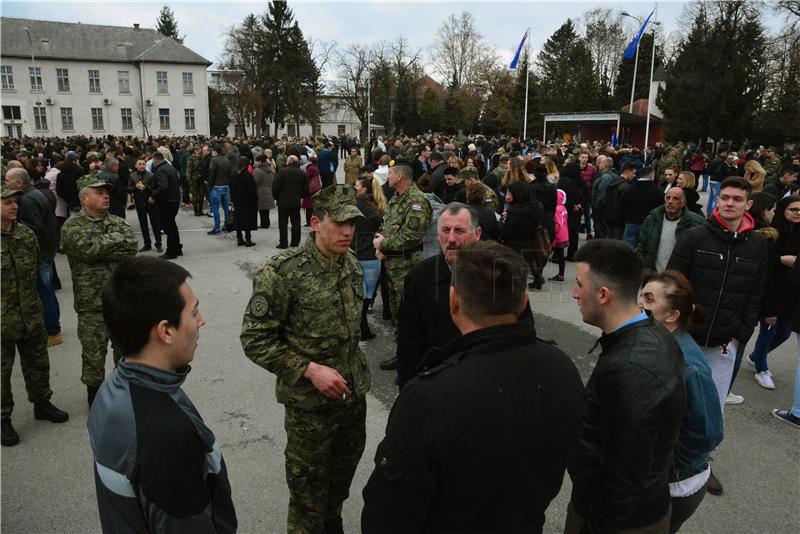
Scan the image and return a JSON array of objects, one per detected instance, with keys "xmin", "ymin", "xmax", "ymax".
[{"xmin": 2, "ymin": 172, "xmax": 798, "ymax": 533}]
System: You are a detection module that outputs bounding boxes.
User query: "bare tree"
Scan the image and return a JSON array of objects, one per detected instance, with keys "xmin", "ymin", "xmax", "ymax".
[
  {"xmin": 217, "ymin": 70, "xmax": 262, "ymax": 136},
  {"xmin": 133, "ymin": 97, "xmax": 152, "ymax": 138},
  {"xmin": 430, "ymin": 11, "xmax": 493, "ymax": 88},
  {"xmin": 581, "ymin": 8, "xmax": 626, "ymax": 95},
  {"xmin": 332, "ymin": 44, "xmax": 374, "ymax": 140}
]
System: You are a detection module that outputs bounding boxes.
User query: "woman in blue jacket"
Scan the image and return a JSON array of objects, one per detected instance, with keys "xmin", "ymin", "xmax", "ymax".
[{"xmin": 639, "ymin": 270, "xmax": 724, "ymax": 533}]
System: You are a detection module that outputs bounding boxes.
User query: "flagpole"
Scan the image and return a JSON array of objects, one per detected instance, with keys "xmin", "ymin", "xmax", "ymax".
[
  {"xmin": 644, "ymin": 4, "xmax": 658, "ymax": 148},
  {"xmin": 629, "ymin": 39, "xmax": 640, "ymax": 112},
  {"xmin": 523, "ymin": 27, "xmax": 530, "ymax": 141}
]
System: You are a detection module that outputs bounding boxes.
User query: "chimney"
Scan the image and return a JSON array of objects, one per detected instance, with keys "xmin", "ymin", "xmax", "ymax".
[{"xmin": 133, "ymin": 23, "xmax": 140, "ymax": 30}]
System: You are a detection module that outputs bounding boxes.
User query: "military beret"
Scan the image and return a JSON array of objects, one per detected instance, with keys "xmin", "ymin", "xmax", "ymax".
[
  {"xmin": 1, "ymin": 183, "xmax": 23, "ymax": 199},
  {"xmin": 312, "ymin": 184, "xmax": 363, "ymax": 222},
  {"xmin": 459, "ymin": 167, "xmax": 479, "ymax": 181}
]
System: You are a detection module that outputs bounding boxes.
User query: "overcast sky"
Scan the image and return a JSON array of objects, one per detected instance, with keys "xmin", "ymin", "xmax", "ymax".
[{"xmin": 3, "ymin": 1, "xmax": 788, "ymax": 81}]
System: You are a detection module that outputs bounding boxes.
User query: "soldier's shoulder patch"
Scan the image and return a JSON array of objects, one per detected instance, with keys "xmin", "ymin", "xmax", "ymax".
[
  {"xmin": 411, "ymin": 203, "xmax": 422, "ymax": 211},
  {"xmin": 249, "ymin": 294, "xmax": 269, "ymax": 318}
]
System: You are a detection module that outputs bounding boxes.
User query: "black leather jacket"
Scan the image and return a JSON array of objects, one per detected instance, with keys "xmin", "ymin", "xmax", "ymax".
[{"xmin": 568, "ymin": 317, "xmax": 686, "ymax": 533}]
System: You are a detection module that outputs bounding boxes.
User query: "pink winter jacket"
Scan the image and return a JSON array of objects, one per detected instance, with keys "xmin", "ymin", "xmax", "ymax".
[{"xmin": 553, "ymin": 189, "xmax": 569, "ymax": 248}]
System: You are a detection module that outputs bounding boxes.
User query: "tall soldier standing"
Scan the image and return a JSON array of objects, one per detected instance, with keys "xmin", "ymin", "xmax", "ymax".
[
  {"xmin": 1, "ymin": 184, "xmax": 69, "ymax": 446},
  {"xmin": 373, "ymin": 161, "xmax": 432, "ymax": 370},
  {"xmin": 186, "ymin": 145, "xmax": 205, "ymax": 216},
  {"xmin": 61, "ymin": 176, "xmax": 137, "ymax": 407},
  {"xmin": 241, "ymin": 185, "xmax": 369, "ymax": 534}
]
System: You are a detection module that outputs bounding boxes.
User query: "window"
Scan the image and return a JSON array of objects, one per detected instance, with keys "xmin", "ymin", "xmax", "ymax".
[
  {"xmin": 61, "ymin": 107, "xmax": 73, "ymax": 130},
  {"xmin": 56, "ymin": 68, "xmax": 70, "ymax": 92},
  {"xmin": 91, "ymin": 107, "xmax": 104, "ymax": 130},
  {"xmin": 88, "ymin": 69, "xmax": 101, "ymax": 93},
  {"xmin": 1, "ymin": 66, "xmax": 14, "ymax": 90},
  {"xmin": 157, "ymin": 71, "xmax": 168, "ymax": 94},
  {"xmin": 159, "ymin": 108, "xmax": 170, "ymax": 130},
  {"xmin": 33, "ymin": 106, "xmax": 47, "ymax": 130},
  {"xmin": 184, "ymin": 108, "xmax": 195, "ymax": 130},
  {"xmin": 118, "ymin": 71, "xmax": 130, "ymax": 93},
  {"xmin": 337, "ymin": 124, "xmax": 346, "ymax": 137},
  {"xmin": 121, "ymin": 108, "xmax": 133, "ymax": 130},
  {"xmin": 3, "ymin": 105, "xmax": 22, "ymax": 120},
  {"xmin": 182, "ymin": 72, "xmax": 193, "ymax": 94},
  {"xmin": 287, "ymin": 123, "xmax": 296, "ymax": 137},
  {"xmin": 29, "ymin": 66, "xmax": 43, "ymax": 91}
]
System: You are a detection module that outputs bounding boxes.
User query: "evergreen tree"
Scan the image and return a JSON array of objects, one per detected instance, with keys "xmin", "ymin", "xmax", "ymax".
[
  {"xmin": 442, "ymin": 73, "xmax": 462, "ymax": 134},
  {"xmin": 535, "ymin": 19, "xmax": 598, "ymax": 112},
  {"xmin": 512, "ymin": 54, "xmax": 541, "ymax": 139},
  {"xmin": 155, "ymin": 5, "xmax": 184, "ymax": 43},
  {"xmin": 419, "ymin": 88, "xmax": 443, "ymax": 133},
  {"xmin": 612, "ymin": 33, "xmax": 663, "ymax": 111},
  {"xmin": 208, "ymin": 87, "xmax": 230, "ymax": 136}
]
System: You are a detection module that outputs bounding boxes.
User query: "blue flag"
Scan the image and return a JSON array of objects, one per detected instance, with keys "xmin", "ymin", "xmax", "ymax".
[
  {"xmin": 509, "ymin": 30, "xmax": 528, "ymax": 69},
  {"xmin": 623, "ymin": 10, "xmax": 654, "ymax": 60}
]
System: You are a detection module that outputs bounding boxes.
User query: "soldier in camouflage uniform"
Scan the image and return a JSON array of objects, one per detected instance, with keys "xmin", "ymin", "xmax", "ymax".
[
  {"xmin": 764, "ymin": 146, "xmax": 782, "ymax": 177},
  {"xmin": 61, "ymin": 176, "xmax": 137, "ymax": 406},
  {"xmin": 275, "ymin": 144, "xmax": 288, "ymax": 171},
  {"xmin": 241, "ymin": 185, "xmax": 368, "ymax": 534},
  {"xmin": 461, "ymin": 167, "xmax": 501, "ymax": 214},
  {"xmin": 186, "ymin": 145, "xmax": 206, "ymax": 215},
  {"xmin": 1, "ymin": 185, "xmax": 69, "ymax": 446},
  {"xmin": 373, "ymin": 161, "xmax": 432, "ymax": 370}
]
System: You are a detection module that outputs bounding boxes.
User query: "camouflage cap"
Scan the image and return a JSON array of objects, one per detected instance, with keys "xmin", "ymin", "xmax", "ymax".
[
  {"xmin": 1, "ymin": 183, "xmax": 22, "ymax": 199},
  {"xmin": 767, "ymin": 146, "xmax": 778, "ymax": 152},
  {"xmin": 76, "ymin": 174, "xmax": 112, "ymax": 191},
  {"xmin": 460, "ymin": 167, "xmax": 479, "ymax": 181},
  {"xmin": 312, "ymin": 184, "xmax": 363, "ymax": 222},
  {"xmin": 85, "ymin": 151, "xmax": 101, "ymax": 162}
]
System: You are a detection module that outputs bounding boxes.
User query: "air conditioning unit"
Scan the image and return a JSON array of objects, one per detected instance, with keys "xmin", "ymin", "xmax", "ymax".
[
  {"xmin": 103, "ymin": 98, "xmax": 112, "ymax": 105},
  {"xmin": 45, "ymin": 97, "xmax": 55, "ymax": 105},
  {"xmin": 145, "ymin": 98, "xmax": 153, "ymax": 106}
]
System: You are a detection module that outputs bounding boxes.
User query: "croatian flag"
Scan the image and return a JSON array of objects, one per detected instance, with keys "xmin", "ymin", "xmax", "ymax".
[
  {"xmin": 623, "ymin": 10, "xmax": 655, "ymax": 60},
  {"xmin": 509, "ymin": 30, "xmax": 528, "ymax": 70}
]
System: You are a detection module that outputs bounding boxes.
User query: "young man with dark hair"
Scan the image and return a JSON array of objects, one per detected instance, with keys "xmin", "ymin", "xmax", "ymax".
[
  {"xmin": 363, "ymin": 241, "xmax": 585, "ymax": 533},
  {"xmin": 603, "ymin": 162, "xmax": 637, "ymax": 240},
  {"xmin": 620, "ymin": 166, "xmax": 664, "ymax": 249},
  {"xmin": 150, "ymin": 151, "xmax": 183, "ymax": 260},
  {"xmin": 566, "ymin": 239, "xmax": 686, "ymax": 534},
  {"xmin": 89, "ymin": 256, "xmax": 237, "ymax": 533}
]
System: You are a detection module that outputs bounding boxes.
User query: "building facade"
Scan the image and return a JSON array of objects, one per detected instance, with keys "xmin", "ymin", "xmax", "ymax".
[{"xmin": 1, "ymin": 17, "xmax": 211, "ymax": 138}]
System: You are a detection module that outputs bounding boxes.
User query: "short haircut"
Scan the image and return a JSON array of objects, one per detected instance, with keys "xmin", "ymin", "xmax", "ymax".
[
  {"xmin": 465, "ymin": 181, "xmax": 485, "ymax": 204},
  {"xmin": 573, "ymin": 239, "xmax": 643, "ymax": 303},
  {"xmin": 255, "ymin": 154, "xmax": 267, "ymax": 163},
  {"xmin": 640, "ymin": 166, "xmax": 654, "ymax": 179},
  {"xmin": 5, "ymin": 167, "xmax": 30, "ymax": 186},
  {"xmin": 641, "ymin": 270, "xmax": 695, "ymax": 330},
  {"xmin": 442, "ymin": 165, "xmax": 459, "ymax": 177},
  {"xmin": 151, "ymin": 151, "xmax": 165, "ymax": 162},
  {"xmin": 719, "ymin": 176, "xmax": 752, "ymax": 198},
  {"xmin": 621, "ymin": 162, "xmax": 639, "ymax": 173},
  {"xmin": 102, "ymin": 256, "xmax": 191, "ymax": 357},
  {"xmin": 438, "ymin": 202, "xmax": 479, "ymax": 232},
  {"xmin": 287, "ymin": 155, "xmax": 299, "ymax": 165},
  {"xmin": 104, "ymin": 157, "xmax": 119, "ymax": 169},
  {"xmin": 452, "ymin": 241, "xmax": 529, "ymax": 322},
  {"xmin": 391, "ymin": 162, "xmax": 413, "ymax": 182}
]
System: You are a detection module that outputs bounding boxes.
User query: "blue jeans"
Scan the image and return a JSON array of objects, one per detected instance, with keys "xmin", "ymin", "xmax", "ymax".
[
  {"xmin": 792, "ymin": 334, "xmax": 800, "ymax": 418},
  {"xmin": 36, "ymin": 258, "xmax": 61, "ymax": 335},
  {"xmin": 706, "ymin": 181, "xmax": 720, "ymax": 213},
  {"xmin": 623, "ymin": 223, "xmax": 642, "ymax": 248},
  {"xmin": 700, "ymin": 174, "xmax": 710, "ymax": 192},
  {"xmin": 749, "ymin": 317, "xmax": 793, "ymax": 372},
  {"xmin": 359, "ymin": 260, "xmax": 381, "ymax": 298},
  {"xmin": 210, "ymin": 185, "xmax": 230, "ymax": 230}
]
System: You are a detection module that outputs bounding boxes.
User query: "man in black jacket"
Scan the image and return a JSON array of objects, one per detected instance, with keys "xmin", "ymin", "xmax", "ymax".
[
  {"xmin": 56, "ymin": 153, "xmax": 85, "ymax": 214},
  {"xmin": 396, "ymin": 203, "xmax": 535, "ymax": 388},
  {"xmin": 620, "ymin": 166, "xmax": 664, "ymax": 249},
  {"xmin": 272, "ymin": 155, "xmax": 309, "ymax": 248},
  {"xmin": 363, "ymin": 241, "xmax": 585, "ymax": 533},
  {"xmin": 763, "ymin": 164, "xmax": 799, "ymax": 199},
  {"xmin": 98, "ymin": 158, "xmax": 127, "ymax": 219},
  {"xmin": 567, "ymin": 239, "xmax": 686, "ymax": 534},
  {"xmin": 149, "ymin": 153, "xmax": 182, "ymax": 260}
]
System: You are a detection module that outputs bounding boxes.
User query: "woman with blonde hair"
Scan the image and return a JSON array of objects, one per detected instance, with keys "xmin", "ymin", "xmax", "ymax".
[
  {"xmin": 676, "ymin": 171, "xmax": 703, "ymax": 215},
  {"xmin": 744, "ymin": 160, "xmax": 766, "ymax": 193},
  {"xmin": 447, "ymin": 156, "xmax": 463, "ymax": 169},
  {"xmin": 354, "ymin": 175, "xmax": 387, "ymax": 340},
  {"xmin": 544, "ymin": 157, "xmax": 560, "ymax": 184},
  {"xmin": 501, "ymin": 157, "xmax": 529, "ymax": 191}
]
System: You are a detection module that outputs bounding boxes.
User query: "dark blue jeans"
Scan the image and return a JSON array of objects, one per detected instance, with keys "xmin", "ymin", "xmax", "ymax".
[
  {"xmin": 749, "ymin": 317, "xmax": 794, "ymax": 372},
  {"xmin": 36, "ymin": 258, "xmax": 61, "ymax": 335}
]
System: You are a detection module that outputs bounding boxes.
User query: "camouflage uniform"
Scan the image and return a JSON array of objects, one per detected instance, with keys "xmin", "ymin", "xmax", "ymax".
[
  {"xmin": 276, "ymin": 150, "xmax": 288, "ymax": 171},
  {"xmin": 241, "ymin": 185, "xmax": 368, "ymax": 534},
  {"xmin": 61, "ymin": 185, "xmax": 137, "ymax": 387},
  {"xmin": 186, "ymin": 153, "xmax": 206, "ymax": 210},
  {"xmin": 764, "ymin": 154, "xmax": 782, "ymax": 177},
  {"xmin": 2, "ymin": 220, "xmax": 53, "ymax": 419},
  {"xmin": 379, "ymin": 182, "xmax": 432, "ymax": 327}
]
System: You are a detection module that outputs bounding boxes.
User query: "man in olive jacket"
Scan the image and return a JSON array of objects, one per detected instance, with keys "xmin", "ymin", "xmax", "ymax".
[{"xmin": 637, "ymin": 187, "xmax": 705, "ymax": 271}]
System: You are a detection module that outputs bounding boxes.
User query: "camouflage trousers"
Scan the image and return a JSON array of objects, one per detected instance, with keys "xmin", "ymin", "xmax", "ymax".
[
  {"xmin": 189, "ymin": 177, "xmax": 206, "ymax": 211},
  {"xmin": 284, "ymin": 398, "xmax": 367, "ymax": 534},
  {"xmin": 1, "ymin": 327, "xmax": 52, "ymax": 419},
  {"xmin": 385, "ymin": 252, "xmax": 423, "ymax": 329},
  {"xmin": 77, "ymin": 312, "xmax": 121, "ymax": 388}
]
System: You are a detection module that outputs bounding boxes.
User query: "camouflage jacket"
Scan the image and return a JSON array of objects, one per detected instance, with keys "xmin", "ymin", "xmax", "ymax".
[
  {"xmin": 186, "ymin": 155, "xmax": 203, "ymax": 182},
  {"xmin": 379, "ymin": 183, "xmax": 432, "ymax": 256},
  {"xmin": 61, "ymin": 209, "xmax": 137, "ymax": 313},
  {"xmin": 1, "ymin": 222, "xmax": 43, "ymax": 339},
  {"xmin": 764, "ymin": 155, "xmax": 782, "ymax": 177},
  {"xmin": 241, "ymin": 238, "xmax": 369, "ymax": 411}
]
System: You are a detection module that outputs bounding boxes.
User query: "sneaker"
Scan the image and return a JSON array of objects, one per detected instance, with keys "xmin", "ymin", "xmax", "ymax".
[
  {"xmin": 725, "ymin": 392, "xmax": 744, "ymax": 405},
  {"xmin": 47, "ymin": 333, "xmax": 63, "ymax": 348},
  {"xmin": 207, "ymin": 228, "xmax": 221, "ymax": 235},
  {"xmin": 754, "ymin": 371, "xmax": 775, "ymax": 390},
  {"xmin": 549, "ymin": 275, "xmax": 565, "ymax": 283},
  {"xmin": 771, "ymin": 409, "xmax": 800, "ymax": 428}
]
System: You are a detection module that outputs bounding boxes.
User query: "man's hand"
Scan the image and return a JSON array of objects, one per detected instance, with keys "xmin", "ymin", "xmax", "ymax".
[
  {"xmin": 303, "ymin": 362, "xmax": 351, "ymax": 400},
  {"xmin": 136, "ymin": 181, "xmax": 145, "ymax": 191},
  {"xmin": 780, "ymin": 255, "xmax": 796, "ymax": 267},
  {"xmin": 373, "ymin": 233, "xmax": 384, "ymax": 251},
  {"xmin": 147, "ymin": 197, "xmax": 155, "ymax": 205},
  {"xmin": 375, "ymin": 249, "xmax": 386, "ymax": 261}
]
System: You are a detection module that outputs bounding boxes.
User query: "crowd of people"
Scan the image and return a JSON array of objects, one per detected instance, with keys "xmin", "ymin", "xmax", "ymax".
[{"xmin": 1, "ymin": 131, "xmax": 799, "ymax": 533}]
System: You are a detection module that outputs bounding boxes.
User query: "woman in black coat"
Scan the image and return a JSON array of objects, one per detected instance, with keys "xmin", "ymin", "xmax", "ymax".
[
  {"xmin": 230, "ymin": 156, "xmax": 259, "ymax": 246},
  {"xmin": 500, "ymin": 180, "xmax": 544, "ymax": 289}
]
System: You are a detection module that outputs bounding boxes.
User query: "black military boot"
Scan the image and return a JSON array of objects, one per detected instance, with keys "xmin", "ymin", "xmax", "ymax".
[
  {"xmin": 379, "ymin": 356, "xmax": 398, "ymax": 370},
  {"xmin": 1, "ymin": 418, "xmax": 20, "ymax": 446},
  {"xmin": 87, "ymin": 385, "xmax": 100, "ymax": 408},
  {"xmin": 34, "ymin": 401, "xmax": 69, "ymax": 423},
  {"xmin": 360, "ymin": 300, "xmax": 376, "ymax": 341}
]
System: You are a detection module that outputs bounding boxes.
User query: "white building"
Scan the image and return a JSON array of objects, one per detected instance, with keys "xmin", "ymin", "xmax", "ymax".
[{"xmin": 1, "ymin": 17, "xmax": 211, "ymax": 138}]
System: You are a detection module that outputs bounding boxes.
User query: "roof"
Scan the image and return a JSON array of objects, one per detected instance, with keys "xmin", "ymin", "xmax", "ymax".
[
  {"xmin": 0, "ymin": 17, "xmax": 211, "ymax": 66},
  {"xmin": 541, "ymin": 111, "xmax": 663, "ymax": 124}
]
